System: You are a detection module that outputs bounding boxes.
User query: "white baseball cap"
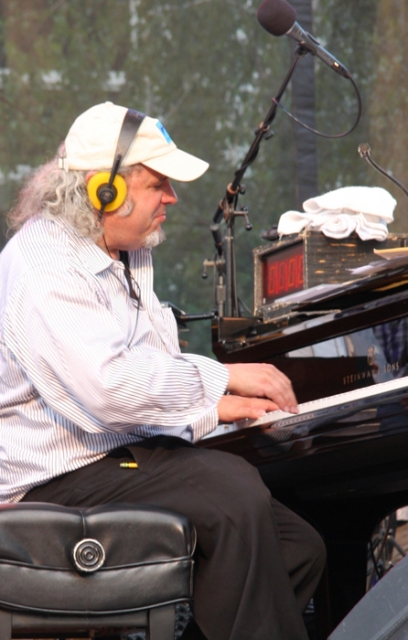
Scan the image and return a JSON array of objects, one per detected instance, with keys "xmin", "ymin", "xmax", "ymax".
[{"xmin": 63, "ymin": 102, "xmax": 209, "ymax": 182}]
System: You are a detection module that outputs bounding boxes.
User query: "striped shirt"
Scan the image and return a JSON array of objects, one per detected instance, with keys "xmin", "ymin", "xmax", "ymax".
[{"xmin": 0, "ymin": 216, "xmax": 229, "ymax": 503}]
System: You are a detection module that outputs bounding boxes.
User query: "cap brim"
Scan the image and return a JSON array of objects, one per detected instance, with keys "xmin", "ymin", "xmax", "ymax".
[{"xmin": 142, "ymin": 148, "xmax": 209, "ymax": 182}]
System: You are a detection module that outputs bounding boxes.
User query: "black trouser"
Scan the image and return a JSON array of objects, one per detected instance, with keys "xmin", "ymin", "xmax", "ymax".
[{"xmin": 23, "ymin": 436, "xmax": 326, "ymax": 640}]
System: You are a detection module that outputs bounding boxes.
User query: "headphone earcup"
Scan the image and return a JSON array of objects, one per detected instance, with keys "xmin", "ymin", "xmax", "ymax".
[{"xmin": 87, "ymin": 172, "xmax": 127, "ymax": 212}]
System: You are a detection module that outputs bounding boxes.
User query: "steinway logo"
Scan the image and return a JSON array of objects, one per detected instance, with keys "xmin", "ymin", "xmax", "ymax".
[
  {"xmin": 343, "ymin": 370, "xmax": 374, "ymax": 385},
  {"xmin": 342, "ymin": 346, "xmax": 399, "ymax": 386}
]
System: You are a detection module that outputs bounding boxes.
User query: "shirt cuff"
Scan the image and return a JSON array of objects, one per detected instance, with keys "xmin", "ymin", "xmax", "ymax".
[
  {"xmin": 188, "ymin": 407, "xmax": 220, "ymax": 442},
  {"xmin": 180, "ymin": 353, "xmax": 229, "ymax": 403}
]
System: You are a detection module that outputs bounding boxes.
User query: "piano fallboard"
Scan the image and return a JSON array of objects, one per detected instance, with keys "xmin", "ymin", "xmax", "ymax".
[{"xmin": 214, "ymin": 287, "xmax": 408, "ymax": 404}]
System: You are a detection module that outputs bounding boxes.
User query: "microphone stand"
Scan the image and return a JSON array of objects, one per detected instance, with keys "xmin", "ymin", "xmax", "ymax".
[{"xmin": 211, "ymin": 46, "xmax": 308, "ymax": 320}]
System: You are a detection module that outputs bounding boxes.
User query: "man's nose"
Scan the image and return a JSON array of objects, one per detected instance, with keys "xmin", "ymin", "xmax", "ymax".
[{"xmin": 162, "ymin": 180, "xmax": 178, "ymax": 204}]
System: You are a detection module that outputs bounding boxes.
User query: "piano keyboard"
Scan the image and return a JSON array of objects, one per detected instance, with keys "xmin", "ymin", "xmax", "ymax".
[
  {"xmin": 243, "ymin": 374, "xmax": 408, "ymax": 428},
  {"xmin": 204, "ymin": 375, "xmax": 408, "ymax": 440}
]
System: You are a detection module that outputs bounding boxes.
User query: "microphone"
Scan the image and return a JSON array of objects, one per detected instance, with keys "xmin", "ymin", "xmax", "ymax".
[{"xmin": 256, "ymin": 0, "xmax": 350, "ymax": 78}]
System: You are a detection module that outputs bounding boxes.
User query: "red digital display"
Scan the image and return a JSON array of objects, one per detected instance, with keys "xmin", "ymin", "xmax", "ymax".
[{"xmin": 262, "ymin": 242, "xmax": 304, "ymax": 304}]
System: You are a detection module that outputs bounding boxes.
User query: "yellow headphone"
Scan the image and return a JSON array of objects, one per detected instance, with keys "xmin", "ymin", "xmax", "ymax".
[
  {"xmin": 87, "ymin": 109, "xmax": 146, "ymax": 221},
  {"xmin": 87, "ymin": 172, "xmax": 127, "ymax": 212}
]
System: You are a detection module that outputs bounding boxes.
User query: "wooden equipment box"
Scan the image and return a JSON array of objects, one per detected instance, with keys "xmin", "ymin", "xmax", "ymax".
[{"xmin": 253, "ymin": 231, "xmax": 408, "ymax": 316}]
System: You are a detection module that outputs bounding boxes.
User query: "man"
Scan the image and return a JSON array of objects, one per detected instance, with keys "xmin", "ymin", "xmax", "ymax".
[{"xmin": 0, "ymin": 102, "xmax": 325, "ymax": 639}]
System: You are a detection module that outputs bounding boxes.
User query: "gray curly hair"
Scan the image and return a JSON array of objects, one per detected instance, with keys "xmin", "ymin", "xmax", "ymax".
[{"xmin": 8, "ymin": 150, "xmax": 135, "ymax": 239}]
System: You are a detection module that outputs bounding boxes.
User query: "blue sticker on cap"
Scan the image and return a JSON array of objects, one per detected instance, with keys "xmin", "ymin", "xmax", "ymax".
[{"xmin": 156, "ymin": 121, "xmax": 173, "ymax": 144}]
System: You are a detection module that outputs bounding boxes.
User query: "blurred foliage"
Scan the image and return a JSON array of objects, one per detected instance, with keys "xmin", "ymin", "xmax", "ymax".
[{"xmin": 0, "ymin": 0, "xmax": 407, "ymax": 356}]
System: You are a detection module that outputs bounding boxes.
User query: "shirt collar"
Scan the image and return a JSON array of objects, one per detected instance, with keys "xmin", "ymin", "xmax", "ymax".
[{"xmin": 55, "ymin": 218, "xmax": 117, "ymax": 275}]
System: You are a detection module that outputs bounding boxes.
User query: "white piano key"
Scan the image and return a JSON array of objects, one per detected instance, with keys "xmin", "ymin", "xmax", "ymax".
[{"xmin": 238, "ymin": 375, "xmax": 408, "ymax": 431}]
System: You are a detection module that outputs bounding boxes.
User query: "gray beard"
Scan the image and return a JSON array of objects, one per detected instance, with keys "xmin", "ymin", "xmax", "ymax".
[{"xmin": 142, "ymin": 228, "xmax": 166, "ymax": 248}]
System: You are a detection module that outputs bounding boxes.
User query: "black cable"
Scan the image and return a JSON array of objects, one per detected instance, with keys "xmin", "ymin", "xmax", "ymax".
[
  {"xmin": 238, "ymin": 297, "xmax": 253, "ymax": 316},
  {"xmin": 231, "ymin": 236, "xmax": 239, "ymax": 316},
  {"xmin": 368, "ymin": 516, "xmax": 392, "ymax": 587},
  {"xmin": 368, "ymin": 537, "xmax": 382, "ymax": 583},
  {"xmin": 272, "ymin": 72, "xmax": 362, "ymax": 139},
  {"xmin": 358, "ymin": 143, "xmax": 408, "ymax": 199}
]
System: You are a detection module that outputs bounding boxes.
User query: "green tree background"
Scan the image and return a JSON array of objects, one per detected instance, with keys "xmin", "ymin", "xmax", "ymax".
[{"xmin": 0, "ymin": 0, "xmax": 407, "ymax": 356}]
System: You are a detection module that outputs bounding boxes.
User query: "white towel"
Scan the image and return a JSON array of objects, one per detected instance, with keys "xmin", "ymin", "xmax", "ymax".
[
  {"xmin": 303, "ymin": 186, "xmax": 396, "ymax": 222},
  {"xmin": 277, "ymin": 210, "xmax": 359, "ymax": 238},
  {"xmin": 310, "ymin": 211, "xmax": 357, "ymax": 238},
  {"xmin": 354, "ymin": 213, "xmax": 389, "ymax": 241},
  {"xmin": 277, "ymin": 186, "xmax": 397, "ymax": 241},
  {"xmin": 276, "ymin": 210, "xmax": 310, "ymax": 235}
]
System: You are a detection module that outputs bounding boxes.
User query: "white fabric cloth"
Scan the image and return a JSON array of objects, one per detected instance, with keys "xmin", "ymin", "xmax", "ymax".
[
  {"xmin": 0, "ymin": 217, "xmax": 229, "ymax": 503},
  {"xmin": 277, "ymin": 186, "xmax": 397, "ymax": 241}
]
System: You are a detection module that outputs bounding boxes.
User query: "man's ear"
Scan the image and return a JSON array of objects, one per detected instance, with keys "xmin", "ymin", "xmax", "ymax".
[{"xmin": 85, "ymin": 171, "xmax": 97, "ymax": 183}]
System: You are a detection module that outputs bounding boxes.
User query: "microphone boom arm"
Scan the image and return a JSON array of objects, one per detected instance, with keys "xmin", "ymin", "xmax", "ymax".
[
  {"xmin": 212, "ymin": 48, "xmax": 306, "ymax": 318},
  {"xmin": 213, "ymin": 51, "xmax": 304, "ymax": 226}
]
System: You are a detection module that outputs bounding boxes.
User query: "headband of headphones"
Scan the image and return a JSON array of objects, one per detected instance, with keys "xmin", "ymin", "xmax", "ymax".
[{"xmin": 86, "ymin": 109, "xmax": 146, "ymax": 221}]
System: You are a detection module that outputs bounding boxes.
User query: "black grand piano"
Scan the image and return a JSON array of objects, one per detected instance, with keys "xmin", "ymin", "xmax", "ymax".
[{"xmin": 199, "ymin": 231, "xmax": 408, "ymax": 637}]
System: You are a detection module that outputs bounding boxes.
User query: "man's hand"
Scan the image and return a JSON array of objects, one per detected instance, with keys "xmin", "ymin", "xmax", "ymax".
[
  {"xmin": 224, "ymin": 363, "xmax": 298, "ymax": 414},
  {"xmin": 217, "ymin": 394, "xmax": 280, "ymax": 424}
]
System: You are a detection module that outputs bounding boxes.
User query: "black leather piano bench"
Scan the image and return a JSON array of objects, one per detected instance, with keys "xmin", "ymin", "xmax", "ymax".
[{"xmin": 0, "ymin": 502, "xmax": 196, "ymax": 640}]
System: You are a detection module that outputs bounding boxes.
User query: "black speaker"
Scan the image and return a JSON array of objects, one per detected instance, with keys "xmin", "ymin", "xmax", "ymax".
[{"xmin": 329, "ymin": 555, "xmax": 408, "ymax": 639}]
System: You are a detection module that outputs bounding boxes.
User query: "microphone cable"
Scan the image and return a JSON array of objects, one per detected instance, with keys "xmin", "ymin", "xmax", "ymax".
[
  {"xmin": 271, "ymin": 71, "xmax": 362, "ymax": 139},
  {"xmin": 358, "ymin": 143, "xmax": 408, "ymax": 200}
]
